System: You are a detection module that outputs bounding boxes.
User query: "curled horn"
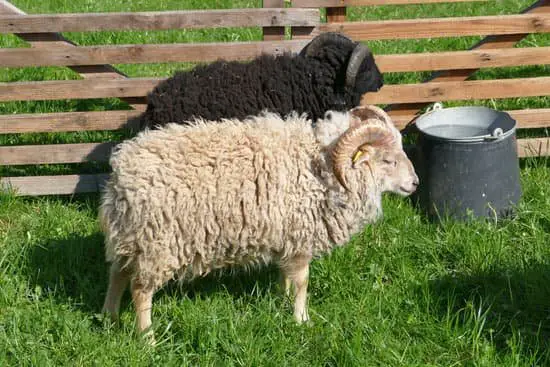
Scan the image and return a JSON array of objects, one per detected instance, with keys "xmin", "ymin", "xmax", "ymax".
[
  {"xmin": 299, "ymin": 32, "xmax": 354, "ymax": 57},
  {"xmin": 332, "ymin": 123, "xmax": 394, "ymax": 190},
  {"xmin": 345, "ymin": 43, "xmax": 373, "ymax": 88}
]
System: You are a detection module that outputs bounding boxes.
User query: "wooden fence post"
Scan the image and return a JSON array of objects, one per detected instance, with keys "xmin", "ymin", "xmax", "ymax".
[{"xmin": 263, "ymin": 0, "xmax": 286, "ymax": 40}]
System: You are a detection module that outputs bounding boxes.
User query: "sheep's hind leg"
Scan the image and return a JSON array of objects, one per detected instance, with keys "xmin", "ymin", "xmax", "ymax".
[
  {"xmin": 131, "ymin": 280, "xmax": 155, "ymax": 344},
  {"xmin": 102, "ymin": 262, "xmax": 131, "ymax": 322},
  {"xmin": 280, "ymin": 255, "xmax": 311, "ymax": 324}
]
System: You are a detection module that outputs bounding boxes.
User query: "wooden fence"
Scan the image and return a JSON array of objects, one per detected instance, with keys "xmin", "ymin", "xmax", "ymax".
[{"xmin": 1, "ymin": 0, "xmax": 549, "ymax": 195}]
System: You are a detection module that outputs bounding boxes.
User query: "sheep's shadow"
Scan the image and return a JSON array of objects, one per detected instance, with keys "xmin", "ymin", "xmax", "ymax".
[
  {"xmin": 422, "ymin": 264, "xmax": 550, "ymax": 359},
  {"xmin": 24, "ymin": 231, "xmax": 280, "ymax": 316}
]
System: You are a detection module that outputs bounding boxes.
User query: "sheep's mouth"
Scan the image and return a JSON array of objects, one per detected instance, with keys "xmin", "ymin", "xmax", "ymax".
[{"xmin": 398, "ymin": 186, "xmax": 416, "ymax": 195}]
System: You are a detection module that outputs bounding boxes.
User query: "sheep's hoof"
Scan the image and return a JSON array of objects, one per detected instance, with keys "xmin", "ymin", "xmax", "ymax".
[
  {"xmin": 294, "ymin": 312, "xmax": 311, "ymax": 325},
  {"xmin": 141, "ymin": 328, "xmax": 157, "ymax": 346}
]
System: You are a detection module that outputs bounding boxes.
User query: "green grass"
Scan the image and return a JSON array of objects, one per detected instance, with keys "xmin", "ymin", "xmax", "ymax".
[{"xmin": 2, "ymin": 0, "xmax": 550, "ymax": 365}]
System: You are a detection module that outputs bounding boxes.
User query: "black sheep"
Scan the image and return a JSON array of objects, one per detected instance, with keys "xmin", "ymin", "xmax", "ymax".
[{"xmin": 137, "ymin": 32, "xmax": 383, "ymax": 130}]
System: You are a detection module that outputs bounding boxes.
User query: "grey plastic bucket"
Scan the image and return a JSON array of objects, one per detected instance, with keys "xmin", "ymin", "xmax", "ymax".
[{"xmin": 412, "ymin": 104, "xmax": 522, "ymax": 221}]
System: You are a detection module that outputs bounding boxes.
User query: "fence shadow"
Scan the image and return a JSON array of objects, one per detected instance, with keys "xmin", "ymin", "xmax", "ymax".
[{"xmin": 424, "ymin": 264, "xmax": 550, "ymax": 357}]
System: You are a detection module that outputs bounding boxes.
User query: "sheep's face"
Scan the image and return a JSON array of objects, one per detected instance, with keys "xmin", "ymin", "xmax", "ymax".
[
  {"xmin": 362, "ymin": 146, "xmax": 419, "ymax": 196},
  {"xmin": 353, "ymin": 52, "xmax": 384, "ymax": 97},
  {"xmin": 330, "ymin": 105, "xmax": 418, "ymax": 196}
]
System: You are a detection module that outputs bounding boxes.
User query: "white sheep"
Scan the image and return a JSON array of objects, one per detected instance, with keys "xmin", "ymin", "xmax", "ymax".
[{"xmin": 99, "ymin": 105, "xmax": 419, "ymax": 338}]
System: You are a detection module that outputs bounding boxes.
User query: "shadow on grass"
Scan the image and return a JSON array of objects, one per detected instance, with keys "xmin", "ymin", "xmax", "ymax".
[
  {"xmin": 425, "ymin": 264, "xmax": 550, "ymax": 358},
  {"xmin": 23, "ymin": 231, "xmax": 280, "ymax": 316}
]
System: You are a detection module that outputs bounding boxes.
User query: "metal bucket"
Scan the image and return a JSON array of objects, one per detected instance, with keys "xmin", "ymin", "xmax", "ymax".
[{"xmin": 413, "ymin": 104, "xmax": 522, "ymax": 221}]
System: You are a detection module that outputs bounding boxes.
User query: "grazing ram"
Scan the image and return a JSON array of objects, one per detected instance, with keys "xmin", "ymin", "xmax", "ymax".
[
  {"xmin": 100, "ymin": 105, "xmax": 418, "ymax": 339},
  {"xmin": 136, "ymin": 32, "xmax": 383, "ymax": 130}
]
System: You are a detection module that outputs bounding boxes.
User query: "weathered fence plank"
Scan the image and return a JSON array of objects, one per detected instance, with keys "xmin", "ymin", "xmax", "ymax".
[
  {"xmin": 0, "ymin": 108, "xmax": 548, "ymax": 134},
  {"xmin": 0, "ymin": 174, "xmax": 109, "ymax": 196},
  {"xmin": 320, "ymin": 14, "xmax": 550, "ymax": 40},
  {"xmin": 0, "ymin": 40, "xmax": 310, "ymax": 67},
  {"xmin": 0, "ymin": 78, "xmax": 161, "ymax": 101},
  {"xmin": 363, "ymin": 77, "xmax": 550, "ymax": 104},
  {"xmin": 0, "ymin": 8, "xmax": 319, "ymax": 33},
  {"xmin": 0, "ymin": 142, "xmax": 115, "ymax": 165},
  {"xmin": 4, "ymin": 76, "xmax": 550, "ymax": 103},
  {"xmin": 518, "ymin": 137, "xmax": 550, "ymax": 157},
  {"xmin": 0, "ymin": 111, "xmax": 141, "ymax": 133}
]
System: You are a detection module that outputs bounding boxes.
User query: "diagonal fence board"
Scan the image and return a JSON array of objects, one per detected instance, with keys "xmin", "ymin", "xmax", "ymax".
[
  {"xmin": 0, "ymin": 8, "xmax": 319, "ymax": 33},
  {"xmin": 0, "ymin": 0, "xmax": 146, "ymax": 109},
  {"xmin": 320, "ymin": 13, "xmax": 550, "ymax": 40}
]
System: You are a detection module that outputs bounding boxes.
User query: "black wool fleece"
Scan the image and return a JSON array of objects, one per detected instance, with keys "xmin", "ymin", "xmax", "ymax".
[{"xmin": 138, "ymin": 42, "xmax": 383, "ymax": 130}]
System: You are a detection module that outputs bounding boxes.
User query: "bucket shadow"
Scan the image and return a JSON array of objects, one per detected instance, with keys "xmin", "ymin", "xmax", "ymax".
[{"xmin": 423, "ymin": 264, "xmax": 550, "ymax": 356}]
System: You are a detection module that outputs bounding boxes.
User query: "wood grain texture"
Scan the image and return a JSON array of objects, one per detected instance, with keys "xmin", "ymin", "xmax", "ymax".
[
  {"xmin": 0, "ymin": 174, "xmax": 109, "ymax": 195},
  {"xmin": 0, "ymin": 142, "xmax": 116, "ymax": 165},
  {"xmin": 0, "ymin": 110, "xmax": 141, "ymax": 133},
  {"xmin": 0, "ymin": 40, "xmax": 310, "ymax": 67},
  {"xmin": 293, "ymin": 0, "xmax": 487, "ymax": 6},
  {"xmin": 0, "ymin": 8, "xmax": 319, "ymax": 33},
  {"xmin": 518, "ymin": 137, "xmax": 550, "ymax": 158},
  {"xmin": 375, "ymin": 47, "xmax": 550, "ymax": 72},
  {"xmin": 0, "ymin": 78, "xmax": 161, "ymax": 102},
  {"xmin": 320, "ymin": 14, "xmax": 550, "ymax": 40},
  {"xmin": 363, "ymin": 77, "xmax": 550, "ymax": 104}
]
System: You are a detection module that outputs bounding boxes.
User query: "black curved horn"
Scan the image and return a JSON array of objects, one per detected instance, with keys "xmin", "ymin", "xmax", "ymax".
[
  {"xmin": 345, "ymin": 43, "xmax": 373, "ymax": 88},
  {"xmin": 299, "ymin": 32, "xmax": 354, "ymax": 57}
]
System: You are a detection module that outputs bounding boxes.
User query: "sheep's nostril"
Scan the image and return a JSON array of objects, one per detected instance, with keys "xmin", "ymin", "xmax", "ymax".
[{"xmin": 413, "ymin": 178, "xmax": 419, "ymax": 186}]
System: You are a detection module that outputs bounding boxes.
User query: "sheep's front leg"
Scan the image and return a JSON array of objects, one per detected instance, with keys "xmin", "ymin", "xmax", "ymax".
[
  {"xmin": 102, "ymin": 262, "xmax": 131, "ymax": 321},
  {"xmin": 131, "ymin": 280, "xmax": 155, "ymax": 343},
  {"xmin": 280, "ymin": 255, "xmax": 311, "ymax": 323}
]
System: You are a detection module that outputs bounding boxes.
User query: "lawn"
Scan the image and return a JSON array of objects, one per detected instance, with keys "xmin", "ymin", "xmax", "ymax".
[{"xmin": 1, "ymin": 0, "xmax": 550, "ymax": 365}]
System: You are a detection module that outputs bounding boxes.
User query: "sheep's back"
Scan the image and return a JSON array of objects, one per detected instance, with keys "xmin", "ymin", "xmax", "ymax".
[{"xmin": 101, "ymin": 116, "xmax": 326, "ymax": 281}]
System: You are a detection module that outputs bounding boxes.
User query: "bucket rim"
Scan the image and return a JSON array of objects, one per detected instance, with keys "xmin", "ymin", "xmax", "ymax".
[{"xmin": 415, "ymin": 105, "xmax": 517, "ymax": 143}]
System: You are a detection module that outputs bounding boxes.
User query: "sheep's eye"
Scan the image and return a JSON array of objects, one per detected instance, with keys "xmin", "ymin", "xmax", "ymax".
[{"xmin": 383, "ymin": 159, "xmax": 397, "ymax": 167}]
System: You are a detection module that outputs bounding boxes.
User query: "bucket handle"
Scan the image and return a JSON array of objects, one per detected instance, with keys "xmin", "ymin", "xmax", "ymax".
[
  {"xmin": 484, "ymin": 127, "xmax": 504, "ymax": 141},
  {"xmin": 424, "ymin": 102, "xmax": 444, "ymax": 115}
]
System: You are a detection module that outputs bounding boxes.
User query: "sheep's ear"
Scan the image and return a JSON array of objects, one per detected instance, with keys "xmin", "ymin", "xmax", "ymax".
[{"xmin": 351, "ymin": 146, "xmax": 373, "ymax": 168}]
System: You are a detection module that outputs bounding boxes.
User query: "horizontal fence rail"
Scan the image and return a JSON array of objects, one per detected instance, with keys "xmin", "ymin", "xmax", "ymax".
[
  {"xmin": 2, "ymin": 45, "xmax": 550, "ymax": 72},
  {"xmin": 1, "ymin": 108, "xmax": 550, "ymax": 135},
  {"xmin": 3, "ymin": 76, "xmax": 550, "ymax": 104},
  {"xmin": 320, "ymin": 14, "xmax": 550, "ymax": 40},
  {"xmin": 0, "ymin": 40, "xmax": 310, "ymax": 67},
  {"xmin": 0, "ymin": 8, "xmax": 319, "ymax": 33},
  {"xmin": 0, "ymin": 111, "xmax": 141, "ymax": 134}
]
